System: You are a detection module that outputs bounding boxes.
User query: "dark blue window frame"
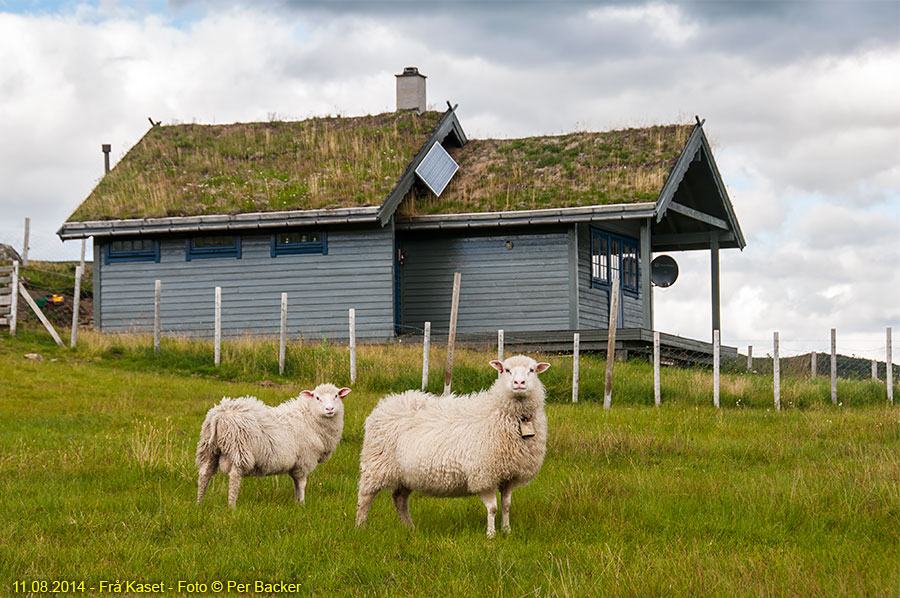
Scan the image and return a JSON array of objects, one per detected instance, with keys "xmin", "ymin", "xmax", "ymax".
[
  {"xmin": 590, "ymin": 228, "xmax": 639, "ymax": 297},
  {"xmin": 270, "ymin": 231, "xmax": 327, "ymax": 257},
  {"xmin": 186, "ymin": 235, "xmax": 241, "ymax": 261},
  {"xmin": 105, "ymin": 238, "xmax": 159, "ymax": 264}
]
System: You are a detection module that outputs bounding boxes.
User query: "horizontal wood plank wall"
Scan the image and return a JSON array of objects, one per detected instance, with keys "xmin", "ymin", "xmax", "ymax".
[
  {"xmin": 400, "ymin": 233, "xmax": 570, "ymax": 334},
  {"xmin": 577, "ymin": 223, "xmax": 646, "ymax": 329},
  {"xmin": 99, "ymin": 228, "xmax": 395, "ymax": 339}
]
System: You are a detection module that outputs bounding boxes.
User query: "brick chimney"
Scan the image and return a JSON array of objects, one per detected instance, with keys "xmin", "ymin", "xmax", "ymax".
[{"xmin": 396, "ymin": 67, "xmax": 426, "ymax": 113}]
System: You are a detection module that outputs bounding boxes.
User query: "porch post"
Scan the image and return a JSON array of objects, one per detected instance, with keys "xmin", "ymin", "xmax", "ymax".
[
  {"xmin": 640, "ymin": 219, "xmax": 652, "ymax": 330},
  {"xmin": 710, "ymin": 231, "xmax": 720, "ymax": 341}
]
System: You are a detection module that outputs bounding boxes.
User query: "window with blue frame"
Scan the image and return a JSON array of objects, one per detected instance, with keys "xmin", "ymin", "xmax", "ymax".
[
  {"xmin": 271, "ymin": 231, "xmax": 327, "ymax": 257},
  {"xmin": 105, "ymin": 238, "xmax": 159, "ymax": 264},
  {"xmin": 590, "ymin": 228, "xmax": 639, "ymax": 296},
  {"xmin": 186, "ymin": 235, "xmax": 241, "ymax": 260}
]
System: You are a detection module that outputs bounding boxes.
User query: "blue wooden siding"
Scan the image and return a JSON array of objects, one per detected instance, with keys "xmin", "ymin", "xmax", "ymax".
[
  {"xmin": 399, "ymin": 232, "xmax": 571, "ymax": 334},
  {"xmin": 576, "ymin": 223, "xmax": 645, "ymax": 329},
  {"xmin": 97, "ymin": 228, "xmax": 395, "ymax": 339}
]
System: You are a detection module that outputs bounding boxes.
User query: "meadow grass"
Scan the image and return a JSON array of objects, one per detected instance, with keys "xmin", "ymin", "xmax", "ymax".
[{"xmin": 1, "ymin": 330, "xmax": 898, "ymax": 596}]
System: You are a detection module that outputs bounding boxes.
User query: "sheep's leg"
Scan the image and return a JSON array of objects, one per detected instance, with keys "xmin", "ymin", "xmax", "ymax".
[
  {"xmin": 479, "ymin": 490, "xmax": 498, "ymax": 538},
  {"xmin": 196, "ymin": 460, "xmax": 216, "ymax": 504},
  {"xmin": 499, "ymin": 483, "xmax": 513, "ymax": 534},
  {"xmin": 290, "ymin": 471, "xmax": 307, "ymax": 503},
  {"xmin": 356, "ymin": 490, "xmax": 377, "ymax": 527},
  {"xmin": 227, "ymin": 471, "xmax": 242, "ymax": 508},
  {"xmin": 392, "ymin": 487, "xmax": 414, "ymax": 528}
]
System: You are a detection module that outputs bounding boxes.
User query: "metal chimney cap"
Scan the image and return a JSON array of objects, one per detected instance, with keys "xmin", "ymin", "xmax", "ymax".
[
  {"xmin": 397, "ymin": 66, "xmax": 426, "ymax": 78},
  {"xmin": 102, "ymin": 144, "xmax": 111, "ymax": 153}
]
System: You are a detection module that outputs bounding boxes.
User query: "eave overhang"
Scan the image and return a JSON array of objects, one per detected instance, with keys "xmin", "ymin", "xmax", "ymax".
[
  {"xmin": 396, "ymin": 203, "xmax": 656, "ymax": 230},
  {"xmin": 56, "ymin": 207, "xmax": 380, "ymax": 240}
]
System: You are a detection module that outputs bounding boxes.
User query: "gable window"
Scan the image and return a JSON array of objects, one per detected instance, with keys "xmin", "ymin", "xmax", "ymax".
[
  {"xmin": 186, "ymin": 235, "xmax": 241, "ymax": 261},
  {"xmin": 105, "ymin": 238, "xmax": 159, "ymax": 264},
  {"xmin": 271, "ymin": 231, "xmax": 327, "ymax": 257},
  {"xmin": 590, "ymin": 228, "xmax": 639, "ymax": 296}
]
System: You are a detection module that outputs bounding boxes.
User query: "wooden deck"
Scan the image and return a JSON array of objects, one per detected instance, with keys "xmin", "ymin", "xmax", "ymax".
[{"xmin": 423, "ymin": 328, "xmax": 738, "ymax": 365}]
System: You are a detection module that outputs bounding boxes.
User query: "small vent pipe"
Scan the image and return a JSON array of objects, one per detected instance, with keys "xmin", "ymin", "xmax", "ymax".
[{"xmin": 102, "ymin": 144, "xmax": 111, "ymax": 174}]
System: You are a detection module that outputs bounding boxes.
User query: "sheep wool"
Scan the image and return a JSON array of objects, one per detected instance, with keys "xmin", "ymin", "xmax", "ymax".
[
  {"xmin": 196, "ymin": 383, "xmax": 351, "ymax": 507},
  {"xmin": 356, "ymin": 355, "xmax": 551, "ymax": 537}
]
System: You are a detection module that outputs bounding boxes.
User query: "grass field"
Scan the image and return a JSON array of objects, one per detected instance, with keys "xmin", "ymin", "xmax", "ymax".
[{"xmin": 1, "ymin": 330, "xmax": 898, "ymax": 596}]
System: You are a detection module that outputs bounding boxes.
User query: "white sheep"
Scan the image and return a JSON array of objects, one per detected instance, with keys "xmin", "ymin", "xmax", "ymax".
[
  {"xmin": 195, "ymin": 383, "xmax": 351, "ymax": 507},
  {"xmin": 355, "ymin": 355, "xmax": 551, "ymax": 537}
]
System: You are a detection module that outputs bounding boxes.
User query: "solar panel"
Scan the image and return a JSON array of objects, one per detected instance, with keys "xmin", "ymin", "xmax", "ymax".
[{"xmin": 415, "ymin": 142, "xmax": 459, "ymax": 197}]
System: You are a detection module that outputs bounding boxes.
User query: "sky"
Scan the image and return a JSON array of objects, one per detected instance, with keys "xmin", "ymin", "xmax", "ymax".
[{"xmin": 0, "ymin": 0, "xmax": 897, "ymax": 358}]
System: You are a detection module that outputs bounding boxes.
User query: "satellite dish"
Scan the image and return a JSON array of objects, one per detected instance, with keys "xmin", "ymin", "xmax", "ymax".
[{"xmin": 651, "ymin": 255, "xmax": 678, "ymax": 288}]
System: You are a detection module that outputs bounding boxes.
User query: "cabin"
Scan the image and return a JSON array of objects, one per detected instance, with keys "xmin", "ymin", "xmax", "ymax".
[{"xmin": 58, "ymin": 68, "xmax": 745, "ymax": 348}]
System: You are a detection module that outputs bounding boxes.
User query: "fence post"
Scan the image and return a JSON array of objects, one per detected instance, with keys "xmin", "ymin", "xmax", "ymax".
[
  {"xmin": 443, "ymin": 272, "xmax": 461, "ymax": 396},
  {"xmin": 153, "ymin": 280, "xmax": 161, "ymax": 352},
  {"xmin": 214, "ymin": 287, "xmax": 221, "ymax": 367},
  {"xmin": 887, "ymin": 327, "xmax": 893, "ymax": 405},
  {"xmin": 421, "ymin": 321, "xmax": 431, "ymax": 391},
  {"xmin": 830, "ymin": 328, "xmax": 837, "ymax": 404},
  {"xmin": 653, "ymin": 330, "xmax": 661, "ymax": 406},
  {"xmin": 497, "ymin": 329, "xmax": 504, "ymax": 373},
  {"xmin": 773, "ymin": 331, "xmax": 780, "ymax": 411},
  {"xmin": 22, "ymin": 217, "xmax": 30, "ymax": 267},
  {"xmin": 603, "ymin": 276, "xmax": 619, "ymax": 410},
  {"xmin": 713, "ymin": 329, "xmax": 720, "ymax": 409},
  {"xmin": 747, "ymin": 345, "xmax": 752, "ymax": 371},
  {"xmin": 279, "ymin": 292, "xmax": 287, "ymax": 375},
  {"xmin": 572, "ymin": 332, "xmax": 580, "ymax": 403},
  {"xmin": 79, "ymin": 238, "xmax": 86, "ymax": 273},
  {"xmin": 349, "ymin": 308, "xmax": 357, "ymax": 384},
  {"xmin": 70, "ymin": 265, "xmax": 82, "ymax": 348},
  {"xmin": 871, "ymin": 359, "xmax": 878, "ymax": 380},
  {"xmin": 811, "ymin": 351, "xmax": 817, "ymax": 377},
  {"xmin": 10, "ymin": 261, "xmax": 18, "ymax": 335}
]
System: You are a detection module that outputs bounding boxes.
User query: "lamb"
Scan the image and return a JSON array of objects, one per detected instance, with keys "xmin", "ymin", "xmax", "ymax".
[
  {"xmin": 355, "ymin": 355, "xmax": 551, "ymax": 537},
  {"xmin": 195, "ymin": 383, "xmax": 351, "ymax": 507}
]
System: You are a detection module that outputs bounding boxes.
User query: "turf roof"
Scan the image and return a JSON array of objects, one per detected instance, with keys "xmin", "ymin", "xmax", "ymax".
[
  {"xmin": 67, "ymin": 111, "xmax": 443, "ymax": 222},
  {"xmin": 398, "ymin": 124, "xmax": 693, "ymax": 216}
]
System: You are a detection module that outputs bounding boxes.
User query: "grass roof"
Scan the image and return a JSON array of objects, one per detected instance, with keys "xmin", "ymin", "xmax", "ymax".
[
  {"xmin": 398, "ymin": 124, "xmax": 693, "ymax": 216},
  {"xmin": 67, "ymin": 111, "xmax": 443, "ymax": 222}
]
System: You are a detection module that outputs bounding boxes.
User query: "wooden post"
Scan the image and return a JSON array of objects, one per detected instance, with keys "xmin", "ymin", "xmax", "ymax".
[
  {"xmin": 497, "ymin": 329, "xmax": 504, "ymax": 364},
  {"xmin": 279, "ymin": 292, "xmax": 287, "ymax": 375},
  {"xmin": 79, "ymin": 238, "xmax": 86, "ymax": 272},
  {"xmin": 214, "ymin": 287, "xmax": 221, "ymax": 367},
  {"xmin": 421, "ymin": 321, "xmax": 431, "ymax": 391},
  {"xmin": 69, "ymin": 266, "xmax": 82, "ymax": 348},
  {"xmin": 9, "ymin": 261, "xmax": 18, "ymax": 335},
  {"xmin": 572, "ymin": 332, "xmax": 580, "ymax": 403},
  {"xmin": 22, "ymin": 217, "xmax": 30, "ymax": 267},
  {"xmin": 811, "ymin": 351, "xmax": 817, "ymax": 377},
  {"xmin": 653, "ymin": 330, "xmax": 661, "ymax": 406},
  {"xmin": 349, "ymin": 308, "xmax": 357, "ymax": 384},
  {"xmin": 443, "ymin": 272, "xmax": 461, "ymax": 396},
  {"xmin": 871, "ymin": 359, "xmax": 878, "ymax": 380},
  {"xmin": 830, "ymin": 328, "xmax": 837, "ymax": 404},
  {"xmin": 747, "ymin": 345, "xmax": 752, "ymax": 371},
  {"xmin": 887, "ymin": 327, "xmax": 893, "ymax": 405},
  {"xmin": 18, "ymin": 283, "xmax": 64, "ymax": 347},
  {"xmin": 603, "ymin": 276, "xmax": 620, "ymax": 410},
  {"xmin": 713, "ymin": 329, "xmax": 720, "ymax": 409},
  {"xmin": 153, "ymin": 280, "xmax": 161, "ymax": 352},
  {"xmin": 773, "ymin": 331, "xmax": 780, "ymax": 411}
]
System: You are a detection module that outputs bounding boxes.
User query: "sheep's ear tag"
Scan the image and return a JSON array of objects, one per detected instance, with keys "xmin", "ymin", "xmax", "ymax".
[{"xmin": 519, "ymin": 416, "xmax": 536, "ymax": 438}]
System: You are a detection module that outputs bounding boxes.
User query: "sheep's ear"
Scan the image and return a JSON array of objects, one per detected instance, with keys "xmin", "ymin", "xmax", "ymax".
[
  {"xmin": 535, "ymin": 362, "xmax": 551, "ymax": 373},
  {"xmin": 338, "ymin": 387, "xmax": 352, "ymax": 398},
  {"xmin": 489, "ymin": 360, "xmax": 504, "ymax": 373},
  {"xmin": 299, "ymin": 390, "xmax": 315, "ymax": 400}
]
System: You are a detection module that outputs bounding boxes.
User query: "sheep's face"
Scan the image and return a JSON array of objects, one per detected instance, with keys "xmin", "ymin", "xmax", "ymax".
[
  {"xmin": 300, "ymin": 384, "xmax": 351, "ymax": 419},
  {"xmin": 489, "ymin": 355, "xmax": 550, "ymax": 396}
]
